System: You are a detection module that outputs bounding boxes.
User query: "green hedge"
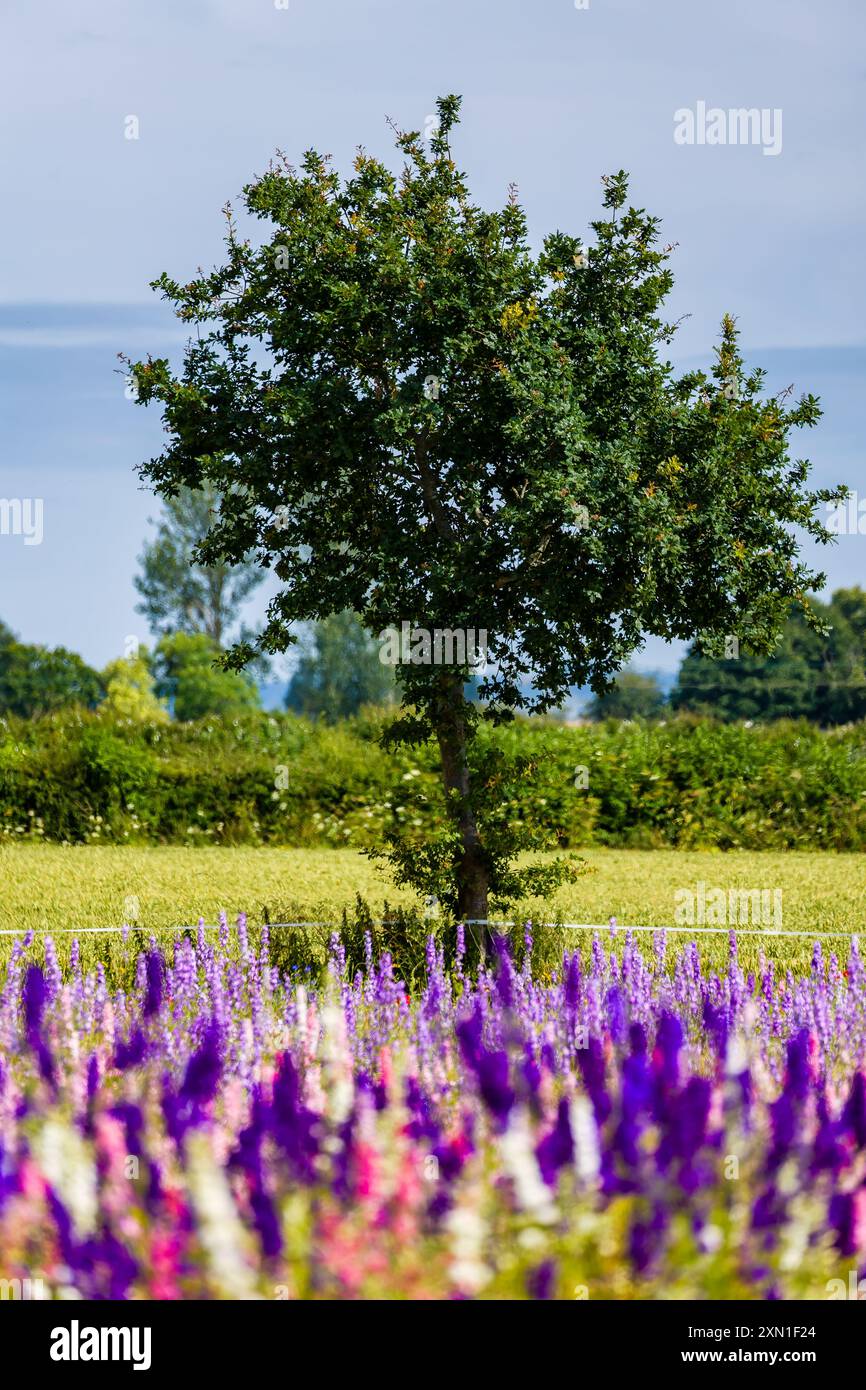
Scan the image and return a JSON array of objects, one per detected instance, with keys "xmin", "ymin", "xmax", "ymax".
[{"xmin": 2, "ymin": 708, "xmax": 865, "ymax": 850}]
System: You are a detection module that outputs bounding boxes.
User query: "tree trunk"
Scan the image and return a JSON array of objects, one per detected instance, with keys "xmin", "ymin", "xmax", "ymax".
[{"xmin": 434, "ymin": 673, "xmax": 492, "ymax": 956}]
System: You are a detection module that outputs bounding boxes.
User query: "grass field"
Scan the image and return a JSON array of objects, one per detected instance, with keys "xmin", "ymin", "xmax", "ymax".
[{"xmin": 2, "ymin": 844, "xmax": 863, "ymax": 975}]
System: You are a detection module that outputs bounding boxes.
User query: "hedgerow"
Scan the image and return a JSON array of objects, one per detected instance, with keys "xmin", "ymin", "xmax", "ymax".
[{"xmin": 1, "ymin": 708, "xmax": 865, "ymax": 850}]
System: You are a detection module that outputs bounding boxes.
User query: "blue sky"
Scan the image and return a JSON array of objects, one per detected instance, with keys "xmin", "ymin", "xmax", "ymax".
[{"xmin": 1, "ymin": 0, "xmax": 864, "ymax": 677}]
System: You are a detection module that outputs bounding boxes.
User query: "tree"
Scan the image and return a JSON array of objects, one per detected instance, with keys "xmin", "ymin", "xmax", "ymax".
[
  {"xmin": 0, "ymin": 623, "xmax": 105, "ymax": 717},
  {"xmin": 822, "ymin": 589, "xmax": 866, "ymax": 724},
  {"xmin": 286, "ymin": 611, "xmax": 397, "ymax": 721},
  {"xmin": 130, "ymin": 95, "xmax": 840, "ymax": 924},
  {"xmin": 134, "ymin": 482, "xmax": 264, "ymax": 648},
  {"xmin": 153, "ymin": 631, "xmax": 260, "ymax": 722},
  {"xmin": 100, "ymin": 651, "xmax": 169, "ymax": 724},
  {"xmin": 586, "ymin": 669, "xmax": 666, "ymax": 721},
  {"xmin": 672, "ymin": 588, "xmax": 866, "ymax": 724}
]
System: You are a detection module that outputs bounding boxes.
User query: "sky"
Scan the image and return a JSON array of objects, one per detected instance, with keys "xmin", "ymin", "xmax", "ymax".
[{"xmin": 1, "ymin": 0, "xmax": 864, "ymax": 679}]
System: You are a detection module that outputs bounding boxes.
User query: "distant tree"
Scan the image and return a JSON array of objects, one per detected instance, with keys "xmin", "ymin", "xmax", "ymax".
[
  {"xmin": 671, "ymin": 588, "xmax": 866, "ymax": 724},
  {"xmin": 286, "ymin": 611, "xmax": 397, "ymax": 722},
  {"xmin": 0, "ymin": 623, "xmax": 105, "ymax": 717},
  {"xmin": 153, "ymin": 631, "xmax": 260, "ymax": 721},
  {"xmin": 818, "ymin": 588, "xmax": 866, "ymax": 724},
  {"xmin": 100, "ymin": 651, "xmax": 169, "ymax": 723},
  {"xmin": 586, "ymin": 669, "xmax": 666, "ymax": 721},
  {"xmin": 135, "ymin": 482, "xmax": 263, "ymax": 648}
]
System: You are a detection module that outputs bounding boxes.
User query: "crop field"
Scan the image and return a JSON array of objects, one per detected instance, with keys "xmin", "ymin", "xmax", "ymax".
[{"xmin": 2, "ymin": 844, "xmax": 863, "ymax": 975}]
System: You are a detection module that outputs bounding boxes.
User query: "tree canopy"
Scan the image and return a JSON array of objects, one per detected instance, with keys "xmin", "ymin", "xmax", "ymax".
[
  {"xmin": 0, "ymin": 622, "xmax": 105, "ymax": 718},
  {"xmin": 672, "ymin": 588, "xmax": 866, "ymax": 725},
  {"xmin": 586, "ymin": 669, "xmax": 666, "ymax": 722},
  {"xmin": 153, "ymin": 631, "xmax": 261, "ymax": 722},
  {"xmin": 286, "ymin": 611, "xmax": 397, "ymax": 722},
  {"xmin": 100, "ymin": 651, "xmax": 169, "ymax": 724},
  {"xmin": 134, "ymin": 482, "xmax": 264, "ymax": 649},
  {"xmin": 130, "ymin": 94, "xmax": 840, "ymax": 921}
]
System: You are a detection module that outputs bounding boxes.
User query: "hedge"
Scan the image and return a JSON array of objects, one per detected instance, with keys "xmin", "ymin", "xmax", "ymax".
[{"xmin": 2, "ymin": 708, "xmax": 865, "ymax": 850}]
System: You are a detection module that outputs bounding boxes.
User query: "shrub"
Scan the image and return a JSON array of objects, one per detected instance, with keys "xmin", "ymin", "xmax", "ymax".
[{"xmin": 1, "ymin": 708, "xmax": 865, "ymax": 850}]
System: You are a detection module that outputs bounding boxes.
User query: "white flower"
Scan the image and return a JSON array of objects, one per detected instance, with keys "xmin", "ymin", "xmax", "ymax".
[
  {"xmin": 500, "ymin": 1109, "xmax": 558, "ymax": 1223},
  {"xmin": 33, "ymin": 1120, "xmax": 97, "ymax": 1237},
  {"xmin": 444, "ymin": 1188, "xmax": 492, "ymax": 1294},
  {"xmin": 295, "ymin": 984, "xmax": 307, "ymax": 1035},
  {"xmin": 570, "ymin": 1095, "xmax": 600, "ymax": 1183},
  {"xmin": 725, "ymin": 1034, "xmax": 749, "ymax": 1077},
  {"xmin": 187, "ymin": 1132, "xmax": 260, "ymax": 1299},
  {"xmin": 699, "ymin": 1223, "xmax": 724, "ymax": 1254}
]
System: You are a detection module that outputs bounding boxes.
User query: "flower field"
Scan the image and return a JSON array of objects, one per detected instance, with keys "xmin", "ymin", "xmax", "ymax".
[{"xmin": 2, "ymin": 917, "xmax": 865, "ymax": 1300}]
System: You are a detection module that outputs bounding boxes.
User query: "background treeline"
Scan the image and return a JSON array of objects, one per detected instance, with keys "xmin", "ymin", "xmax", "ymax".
[
  {"xmin": 2, "ymin": 708, "xmax": 865, "ymax": 850},
  {"xmin": 2, "ymin": 479, "xmax": 865, "ymax": 727},
  {"xmin": 590, "ymin": 588, "xmax": 866, "ymax": 724},
  {"xmin": 5, "ymin": 588, "xmax": 866, "ymax": 727}
]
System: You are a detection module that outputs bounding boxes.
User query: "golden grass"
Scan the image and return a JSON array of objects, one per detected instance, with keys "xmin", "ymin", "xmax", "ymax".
[{"xmin": 1, "ymin": 844, "xmax": 862, "ymax": 975}]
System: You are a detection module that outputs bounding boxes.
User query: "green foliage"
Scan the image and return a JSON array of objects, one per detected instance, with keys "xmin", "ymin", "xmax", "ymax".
[
  {"xmin": 370, "ymin": 725, "xmax": 584, "ymax": 911},
  {"xmin": 0, "ymin": 622, "xmax": 105, "ymax": 717},
  {"xmin": 132, "ymin": 104, "xmax": 838, "ymax": 704},
  {"xmin": 286, "ymin": 610, "xmax": 397, "ymax": 722},
  {"xmin": 134, "ymin": 481, "xmax": 263, "ymax": 649},
  {"xmin": 153, "ymin": 631, "xmax": 260, "ymax": 721},
  {"xmin": 100, "ymin": 651, "xmax": 169, "ymax": 724},
  {"xmin": 673, "ymin": 587, "xmax": 866, "ymax": 724},
  {"xmin": 2, "ymin": 708, "xmax": 866, "ymax": 852},
  {"xmin": 128, "ymin": 95, "xmax": 841, "ymax": 913},
  {"xmin": 586, "ymin": 669, "xmax": 666, "ymax": 721}
]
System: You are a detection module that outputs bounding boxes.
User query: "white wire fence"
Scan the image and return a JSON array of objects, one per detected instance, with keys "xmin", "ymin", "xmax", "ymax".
[{"xmin": 0, "ymin": 919, "xmax": 860, "ymax": 941}]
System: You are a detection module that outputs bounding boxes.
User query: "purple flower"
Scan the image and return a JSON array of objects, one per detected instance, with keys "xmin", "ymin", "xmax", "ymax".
[
  {"xmin": 654, "ymin": 1012, "xmax": 683, "ymax": 1091},
  {"xmin": 536, "ymin": 1097, "xmax": 573, "ymax": 1186},
  {"xmin": 477, "ymin": 1049, "xmax": 515, "ymax": 1123},
  {"xmin": 629, "ymin": 1203, "xmax": 667, "ymax": 1274},
  {"xmin": 702, "ymin": 999, "xmax": 728, "ymax": 1061},
  {"xmin": 494, "ymin": 936, "xmax": 516, "ymax": 1010},
  {"xmin": 179, "ymin": 1020, "xmax": 222, "ymax": 1107},
  {"xmin": 110, "ymin": 1103, "xmax": 144, "ymax": 1157},
  {"xmin": 404, "ymin": 1076, "xmax": 440, "ymax": 1143},
  {"xmin": 250, "ymin": 1185, "xmax": 282, "ymax": 1259},
  {"xmin": 114, "ymin": 1028, "xmax": 146, "ymax": 1072},
  {"xmin": 23, "ymin": 964, "xmax": 46, "ymax": 1035},
  {"xmin": 526, "ymin": 1259, "xmax": 557, "ymax": 1299},
  {"xmin": 828, "ymin": 1191, "xmax": 858, "ymax": 1257},
  {"xmin": 456, "ymin": 1004, "xmax": 484, "ymax": 1072},
  {"xmin": 842, "ymin": 1072, "xmax": 866, "ymax": 1150},
  {"xmin": 86, "ymin": 1053, "xmax": 100, "ymax": 1101},
  {"xmin": 564, "ymin": 951, "xmax": 581, "ymax": 1012},
  {"xmin": 811, "ymin": 1096, "xmax": 846, "ymax": 1177},
  {"xmin": 605, "ymin": 985, "xmax": 627, "ymax": 1046},
  {"xmin": 577, "ymin": 1036, "xmax": 611, "ymax": 1126},
  {"xmin": 143, "ymin": 950, "xmax": 164, "ymax": 1018},
  {"xmin": 785, "ymin": 1028, "xmax": 812, "ymax": 1101},
  {"xmin": 752, "ymin": 1184, "xmax": 786, "ymax": 1235},
  {"xmin": 270, "ymin": 1052, "xmax": 319, "ymax": 1181}
]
